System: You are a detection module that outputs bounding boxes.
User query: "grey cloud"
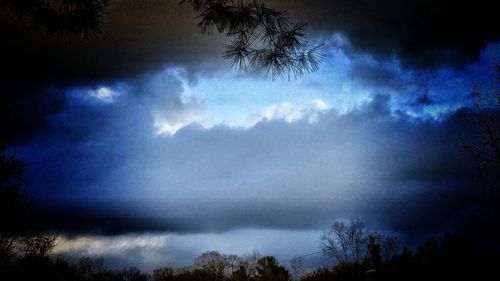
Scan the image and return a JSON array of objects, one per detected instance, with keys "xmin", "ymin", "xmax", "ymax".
[
  {"xmin": 1, "ymin": 0, "xmax": 225, "ymax": 87},
  {"xmin": 0, "ymin": 0, "xmax": 224, "ymax": 146},
  {"xmin": 10, "ymin": 87, "xmax": 486, "ymax": 245},
  {"xmin": 3, "ymin": 0, "xmax": 498, "ymax": 148},
  {"xmin": 272, "ymin": 0, "xmax": 500, "ymax": 68},
  {"xmin": 54, "ymin": 229, "xmax": 328, "ymax": 272}
]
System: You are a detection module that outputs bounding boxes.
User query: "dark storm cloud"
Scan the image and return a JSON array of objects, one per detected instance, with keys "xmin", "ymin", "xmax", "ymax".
[
  {"xmin": 5, "ymin": 0, "xmax": 496, "ymax": 94},
  {"xmin": 411, "ymin": 95, "xmax": 435, "ymax": 107},
  {"xmin": 37, "ymin": 203, "xmax": 177, "ymax": 235},
  {"xmin": 0, "ymin": 0, "xmax": 223, "ymax": 146},
  {"xmin": 2, "ymin": 0, "xmax": 498, "ymax": 246},
  {"xmin": 348, "ymin": 59, "xmax": 407, "ymax": 92},
  {"xmin": 3, "ymin": 0, "xmax": 497, "ymax": 90},
  {"xmin": 1, "ymin": 0, "xmax": 224, "ymax": 87},
  {"xmin": 2, "ymin": 0, "xmax": 499, "ymax": 147},
  {"xmin": 9, "ymin": 85, "xmax": 488, "ymax": 244},
  {"xmin": 272, "ymin": 0, "xmax": 500, "ymax": 68}
]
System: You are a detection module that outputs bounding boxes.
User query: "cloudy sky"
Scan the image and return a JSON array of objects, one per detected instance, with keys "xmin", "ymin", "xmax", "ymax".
[{"xmin": 1, "ymin": 0, "xmax": 500, "ymax": 272}]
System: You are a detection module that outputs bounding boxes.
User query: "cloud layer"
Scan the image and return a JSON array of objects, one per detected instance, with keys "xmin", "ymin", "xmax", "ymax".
[
  {"xmin": 11, "ymin": 72, "xmax": 483, "ymax": 241},
  {"xmin": 2, "ymin": 0, "xmax": 500, "ymax": 271},
  {"xmin": 2, "ymin": 0, "xmax": 499, "ymax": 150},
  {"xmin": 272, "ymin": 0, "xmax": 500, "ymax": 67}
]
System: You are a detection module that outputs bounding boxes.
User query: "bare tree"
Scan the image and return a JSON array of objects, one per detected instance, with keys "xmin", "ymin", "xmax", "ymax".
[
  {"xmin": 121, "ymin": 267, "xmax": 148, "ymax": 281},
  {"xmin": 225, "ymin": 254, "xmax": 243, "ymax": 276},
  {"xmin": 19, "ymin": 232, "xmax": 57, "ymax": 258},
  {"xmin": 366, "ymin": 232, "xmax": 381, "ymax": 268},
  {"xmin": 319, "ymin": 218, "xmax": 367, "ymax": 266},
  {"xmin": 289, "ymin": 257, "xmax": 303, "ymax": 281},
  {"xmin": 1, "ymin": 154, "xmax": 58, "ymax": 261},
  {"xmin": 381, "ymin": 234, "xmax": 399, "ymax": 262},
  {"xmin": 152, "ymin": 267, "xmax": 175, "ymax": 281},
  {"xmin": 241, "ymin": 250, "xmax": 261, "ymax": 277},
  {"xmin": 0, "ymin": 234, "xmax": 16, "ymax": 264},
  {"xmin": 462, "ymin": 65, "xmax": 500, "ymax": 202},
  {"xmin": 365, "ymin": 231, "xmax": 399, "ymax": 268},
  {"xmin": 349, "ymin": 218, "xmax": 366, "ymax": 263},
  {"xmin": 195, "ymin": 250, "xmax": 229, "ymax": 280},
  {"xmin": 0, "ymin": 154, "xmax": 26, "ymax": 264},
  {"xmin": 78, "ymin": 256, "xmax": 106, "ymax": 279},
  {"xmin": 320, "ymin": 221, "xmax": 349, "ymax": 266}
]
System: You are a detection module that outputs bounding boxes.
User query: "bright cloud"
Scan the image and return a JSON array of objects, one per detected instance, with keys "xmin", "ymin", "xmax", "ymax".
[
  {"xmin": 89, "ymin": 87, "xmax": 119, "ymax": 103},
  {"xmin": 53, "ymin": 229, "xmax": 325, "ymax": 271},
  {"xmin": 55, "ymin": 234, "xmax": 168, "ymax": 256},
  {"xmin": 10, "ymin": 38, "xmax": 499, "ymax": 273},
  {"xmin": 153, "ymin": 100, "xmax": 209, "ymax": 136},
  {"xmin": 245, "ymin": 99, "xmax": 330, "ymax": 128}
]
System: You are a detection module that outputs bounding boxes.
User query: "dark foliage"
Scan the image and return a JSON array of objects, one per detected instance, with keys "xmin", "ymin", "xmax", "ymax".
[
  {"xmin": 461, "ymin": 65, "xmax": 500, "ymax": 205},
  {"xmin": 1, "ymin": 153, "xmax": 60, "ymax": 281},
  {"xmin": 0, "ymin": 0, "xmax": 323, "ymax": 79},
  {"xmin": 181, "ymin": 0, "xmax": 324, "ymax": 78},
  {"xmin": 307, "ymin": 234, "xmax": 497, "ymax": 281},
  {"xmin": 1, "ymin": 154, "xmax": 499, "ymax": 281},
  {"xmin": 255, "ymin": 256, "xmax": 290, "ymax": 281},
  {"xmin": 0, "ymin": 0, "xmax": 109, "ymax": 39}
]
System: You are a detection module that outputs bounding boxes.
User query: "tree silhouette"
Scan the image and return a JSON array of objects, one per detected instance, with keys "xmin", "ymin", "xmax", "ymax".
[
  {"xmin": 366, "ymin": 233, "xmax": 382, "ymax": 269},
  {"xmin": 462, "ymin": 65, "xmax": 500, "ymax": 204},
  {"xmin": 288, "ymin": 257, "xmax": 303, "ymax": 281},
  {"xmin": 0, "ymin": 152, "xmax": 58, "ymax": 276},
  {"xmin": 255, "ymin": 256, "xmax": 290, "ymax": 281},
  {"xmin": 181, "ymin": 0, "xmax": 324, "ymax": 78},
  {"xmin": 230, "ymin": 265, "xmax": 251, "ymax": 281},
  {"xmin": 19, "ymin": 233, "xmax": 57, "ymax": 258},
  {"xmin": 153, "ymin": 267, "xmax": 176, "ymax": 281},
  {"xmin": 121, "ymin": 267, "xmax": 149, "ymax": 281},
  {"xmin": 380, "ymin": 234, "xmax": 399, "ymax": 262},
  {"xmin": 0, "ymin": 154, "xmax": 26, "ymax": 264},
  {"xmin": 319, "ymin": 218, "xmax": 367, "ymax": 266},
  {"xmin": 195, "ymin": 251, "xmax": 229, "ymax": 281},
  {"xmin": 1, "ymin": 0, "xmax": 109, "ymax": 39},
  {"xmin": 225, "ymin": 254, "xmax": 243, "ymax": 277},
  {"xmin": 1, "ymin": 0, "xmax": 323, "ymax": 78}
]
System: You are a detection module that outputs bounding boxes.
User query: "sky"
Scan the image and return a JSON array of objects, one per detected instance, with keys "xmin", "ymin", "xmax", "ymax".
[{"xmin": 1, "ymin": 0, "xmax": 500, "ymax": 272}]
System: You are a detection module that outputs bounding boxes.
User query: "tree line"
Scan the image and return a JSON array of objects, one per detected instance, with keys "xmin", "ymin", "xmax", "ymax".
[
  {"xmin": 1, "ymin": 210, "xmax": 498, "ymax": 281},
  {"xmin": 2, "ymin": 64, "xmax": 500, "ymax": 279},
  {"xmin": 2, "ymin": 153, "xmax": 497, "ymax": 281}
]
